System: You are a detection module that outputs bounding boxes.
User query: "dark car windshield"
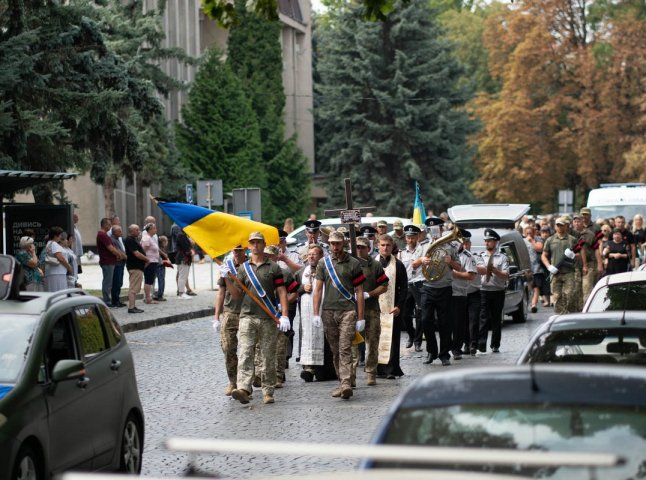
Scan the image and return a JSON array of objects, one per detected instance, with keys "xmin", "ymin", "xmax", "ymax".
[
  {"xmin": 523, "ymin": 329, "xmax": 646, "ymax": 365},
  {"xmin": 0, "ymin": 314, "xmax": 40, "ymax": 383},
  {"xmin": 380, "ymin": 404, "xmax": 646, "ymax": 479},
  {"xmin": 586, "ymin": 283, "xmax": 646, "ymax": 312}
]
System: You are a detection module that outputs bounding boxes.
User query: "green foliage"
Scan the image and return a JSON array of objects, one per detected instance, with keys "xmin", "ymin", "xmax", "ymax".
[
  {"xmin": 176, "ymin": 48, "xmax": 265, "ymax": 193},
  {"xmin": 315, "ymin": 0, "xmax": 477, "ymax": 215}
]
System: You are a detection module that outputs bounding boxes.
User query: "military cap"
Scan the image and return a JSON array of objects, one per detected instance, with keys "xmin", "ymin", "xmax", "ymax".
[
  {"xmin": 393, "ymin": 220, "xmax": 404, "ymax": 230},
  {"xmin": 337, "ymin": 226, "xmax": 349, "ymax": 237},
  {"xmin": 580, "ymin": 207, "xmax": 592, "ymax": 215},
  {"xmin": 483, "ymin": 228, "xmax": 500, "ymax": 241},
  {"xmin": 404, "ymin": 225, "xmax": 421, "ymax": 236},
  {"xmin": 425, "ymin": 216, "xmax": 444, "ymax": 227},
  {"xmin": 249, "ymin": 231, "xmax": 265, "ymax": 241},
  {"xmin": 360, "ymin": 225, "xmax": 378, "ymax": 236},
  {"xmin": 356, "ymin": 236, "xmax": 371, "ymax": 248},
  {"xmin": 376, "ymin": 220, "xmax": 388, "ymax": 227},
  {"xmin": 328, "ymin": 231, "xmax": 345, "ymax": 243},
  {"xmin": 304, "ymin": 219, "xmax": 322, "ymax": 232},
  {"xmin": 263, "ymin": 245, "xmax": 280, "ymax": 255},
  {"xmin": 459, "ymin": 228, "xmax": 471, "ymax": 238},
  {"xmin": 555, "ymin": 217, "xmax": 568, "ymax": 225},
  {"xmin": 232, "ymin": 244, "xmax": 245, "ymax": 250}
]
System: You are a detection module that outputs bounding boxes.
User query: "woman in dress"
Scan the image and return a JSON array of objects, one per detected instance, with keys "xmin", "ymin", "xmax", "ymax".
[
  {"xmin": 603, "ymin": 229, "xmax": 631, "ymax": 275},
  {"xmin": 15, "ymin": 236, "xmax": 43, "ymax": 291},
  {"xmin": 43, "ymin": 226, "xmax": 74, "ymax": 292}
]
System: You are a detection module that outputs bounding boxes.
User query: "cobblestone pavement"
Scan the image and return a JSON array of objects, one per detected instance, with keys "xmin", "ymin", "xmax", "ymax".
[{"xmin": 125, "ymin": 307, "xmax": 552, "ymax": 477}]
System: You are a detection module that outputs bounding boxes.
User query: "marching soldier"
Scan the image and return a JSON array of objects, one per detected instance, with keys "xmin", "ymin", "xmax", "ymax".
[
  {"xmin": 476, "ymin": 229, "xmax": 509, "ymax": 353},
  {"xmin": 219, "ymin": 232, "xmax": 290, "ymax": 405},
  {"xmin": 213, "ymin": 246, "xmax": 247, "ymax": 396},
  {"xmin": 542, "ymin": 217, "xmax": 578, "ymax": 314}
]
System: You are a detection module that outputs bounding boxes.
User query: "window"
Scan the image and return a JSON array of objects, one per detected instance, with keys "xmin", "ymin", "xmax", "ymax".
[
  {"xmin": 74, "ymin": 306, "xmax": 109, "ymax": 360},
  {"xmin": 42, "ymin": 314, "xmax": 78, "ymax": 382},
  {"xmin": 97, "ymin": 304, "xmax": 122, "ymax": 348}
]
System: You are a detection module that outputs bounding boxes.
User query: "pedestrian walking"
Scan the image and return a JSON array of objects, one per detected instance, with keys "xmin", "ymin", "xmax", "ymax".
[{"xmin": 542, "ymin": 217, "xmax": 577, "ymax": 314}]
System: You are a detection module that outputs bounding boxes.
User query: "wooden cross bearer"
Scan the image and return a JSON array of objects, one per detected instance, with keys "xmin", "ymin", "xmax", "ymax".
[{"xmin": 324, "ymin": 178, "xmax": 376, "ymax": 256}]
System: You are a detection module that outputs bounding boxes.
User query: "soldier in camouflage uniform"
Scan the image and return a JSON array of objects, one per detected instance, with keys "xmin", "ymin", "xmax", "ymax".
[
  {"xmin": 354, "ymin": 236, "xmax": 389, "ymax": 386},
  {"xmin": 542, "ymin": 217, "xmax": 578, "ymax": 314},
  {"xmin": 219, "ymin": 232, "xmax": 290, "ymax": 405},
  {"xmin": 213, "ymin": 246, "xmax": 247, "ymax": 396}
]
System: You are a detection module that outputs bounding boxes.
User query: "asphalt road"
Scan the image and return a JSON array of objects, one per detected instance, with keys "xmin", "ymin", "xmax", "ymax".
[{"xmin": 126, "ymin": 306, "xmax": 552, "ymax": 477}]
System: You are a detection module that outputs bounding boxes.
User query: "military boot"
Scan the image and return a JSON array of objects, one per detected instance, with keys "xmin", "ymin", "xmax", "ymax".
[
  {"xmin": 331, "ymin": 386, "xmax": 343, "ymax": 397},
  {"xmin": 231, "ymin": 389, "xmax": 251, "ymax": 404},
  {"xmin": 263, "ymin": 394, "xmax": 275, "ymax": 404},
  {"xmin": 341, "ymin": 387, "xmax": 353, "ymax": 400},
  {"xmin": 366, "ymin": 374, "xmax": 377, "ymax": 386},
  {"xmin": 224, "ymin": 383, "xmax": 236, "ymax": 396}
]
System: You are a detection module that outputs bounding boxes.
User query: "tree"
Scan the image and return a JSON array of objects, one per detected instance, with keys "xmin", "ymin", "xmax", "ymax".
[
  {"xmin": 175, "ymin": 48, "xmax": 265, "ymax": 194},
  {"xmin": 227, "ymin": 0, "xmax": 310, "ymax": 225},
  {"xmin": 315, "ymin": 0, "xmax": 477, "ymax": 215}
]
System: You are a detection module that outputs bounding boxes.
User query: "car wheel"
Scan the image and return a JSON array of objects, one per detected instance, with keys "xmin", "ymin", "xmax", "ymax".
[
  {"xmin": 12, "ymin": 444, "xmax": 42, "ymax": 480},
  {"xmin": 119, "ymin": 414, "xmax": 143, "ymax": 474},
  {"xmin": 512, "ymin": 289, "xmax": 528, "ymax": 323}
]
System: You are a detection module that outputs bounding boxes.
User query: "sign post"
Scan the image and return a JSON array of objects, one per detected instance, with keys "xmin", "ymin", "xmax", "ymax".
[{"xmin": 324, "ymin": 178, "xmax": 375, "ymax": 256}]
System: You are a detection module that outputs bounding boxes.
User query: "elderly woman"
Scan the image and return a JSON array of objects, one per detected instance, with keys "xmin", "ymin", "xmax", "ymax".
[
  {"xmin": 43, "ymin": 226, "xmax": 73, "ymax": 292},
  {"xmin": 141, "ymin": 222, "xmax": 160, "ymax": 304},
  {"xmin": 632, "ymin": 214, "xmax": 645, "ymax": 268},
  {"xmin": 15, "ymin": 236, "xmax": 44, "ymax": 291}
]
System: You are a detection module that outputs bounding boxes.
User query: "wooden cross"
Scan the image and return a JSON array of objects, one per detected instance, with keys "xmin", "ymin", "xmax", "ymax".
[{"xmin": 324, "ymin": 178, "xmax": 376, "ymax": 256}]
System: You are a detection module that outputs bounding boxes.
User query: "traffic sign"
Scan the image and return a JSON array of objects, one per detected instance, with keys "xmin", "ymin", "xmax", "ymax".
[{"xmin": 185, "ymin": 184, "xmax": 193, "ymax": 204}]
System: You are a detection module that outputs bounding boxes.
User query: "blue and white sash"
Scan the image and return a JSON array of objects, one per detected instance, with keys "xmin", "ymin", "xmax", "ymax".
[
  {"xmin": 243, "ymin": 261, "xmax": 279, "ymax": 319},
  {"xmin": 226, "ymin": 259, "xmax": 236, "ymax": 276},
  {"xmin": 323, "ymin": 256, "xmax": 355, "ymax": 303}
]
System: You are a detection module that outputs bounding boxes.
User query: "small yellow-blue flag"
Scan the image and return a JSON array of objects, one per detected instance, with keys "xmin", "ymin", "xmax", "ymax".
[
  {"xmin": 412, "ymin": 182, "xmax": 427, "ymax": 226},
  {"xmin": 154, "ymin": 200, "xmax": 279, "ymax": 258}
]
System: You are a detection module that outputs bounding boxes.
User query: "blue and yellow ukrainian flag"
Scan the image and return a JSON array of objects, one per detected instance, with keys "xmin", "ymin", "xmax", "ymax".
[
  {"xmin": 412, "ymin": 182, "xmax": 427, "ymax": 226},
  {"xmin": 154, "ymin": 200, "xmax": 279, "ymax": 258}
]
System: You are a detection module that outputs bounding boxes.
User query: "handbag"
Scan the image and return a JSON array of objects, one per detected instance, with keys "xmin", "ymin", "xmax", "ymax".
[{"xmin": 44, "ymin": 242, "xmax": 60, "ymax": 266}]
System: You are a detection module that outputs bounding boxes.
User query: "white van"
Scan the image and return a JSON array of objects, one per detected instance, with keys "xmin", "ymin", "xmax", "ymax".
[{"xmin": 586, "ymin": 183, "xmax": 646, "ymax": 221}]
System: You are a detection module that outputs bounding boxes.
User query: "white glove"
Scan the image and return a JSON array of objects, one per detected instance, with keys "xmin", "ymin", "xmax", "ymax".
[
  {"xmin": 564, "ymin": 248, "xmax": 575, "ymax": 260},
  {"xmin": 548, "ymin": 265, "xmax": 559, "ymax": 275},
  {"xmin": 354, "ymin": 292, "xmax": 370, "ymax": 301},
  {"xmin": 212, "ymin": 319, "xmax": 221, "ymax": 331},
  {"xmin": 219, "ymin": 264, "xmax": 231, "ymax": 278},
  {"xmin": 356, "ymin": 319, "xmax": 366, "ymax": 332},
  {"xmin": 312, "ymin": 315, "xmax": 322, "ymax": 328},
  {"xmin": 278, "ymin": 316, "xmax": 290, "ymax": 332}
]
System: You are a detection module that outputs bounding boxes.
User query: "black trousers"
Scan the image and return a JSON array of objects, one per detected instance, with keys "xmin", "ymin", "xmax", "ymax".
[
  {"xmin": 450, "ymin": 295, "xmax": 468, "ymax": 354},
  {"xmin": 467, "ymin": 290, "xmax": 481, "ymax": 350},
  {"xmin": 478, "ymin": 289, "xmax": 505, "ymax": 349},
  {"xmin": 421, "ymin": 285, "xmax": 452, "ymax": 361},
  {"xmin": 404, "ymin": 281, "xmax": 423, "ymax": 345}
]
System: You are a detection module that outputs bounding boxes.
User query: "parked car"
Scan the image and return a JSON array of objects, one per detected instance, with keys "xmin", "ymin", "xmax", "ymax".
[
  {"xmin": 0, "ymin": 256, "xmax": 144, "ymax": 480},
  {"xmin": 582, "ymin": 270, "xmax": 646, "ymax": 312},
  {"xmin": 286, "ymin": 216, "xmax": 410, "ymax": 246},
  {"xmin": 447, "ymin": 204, "xmax": 532, "ymax": 322},
  {"xmin": 364, "ymin": 365, "xmax": 646, "ymax": 479},
  {"xmin": 516, "ymin": 311, "xmax": 646, "ymax": 365}
]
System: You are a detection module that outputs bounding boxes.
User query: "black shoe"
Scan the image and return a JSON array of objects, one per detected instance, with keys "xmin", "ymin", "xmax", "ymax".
[
  {"xmin": 386, "ymin": 374, "xmax": 396, "ymax": 380},
  {"xmin": 470, "ymin": 347, "xmax": 477, "ymax": 356},
  {"xmin": 441, "ymin": 358, "xmax": 451, "ymax": 366},
  {"xmin": 405, "ymin": 340, "xmax": 413, "ymax": 349},
  {"xmin": 478, "ymin": 343, "xmax": 487, "ymax": 353},
  {"xmin": 423, "ymin": 353, "xmax": 434, "ymax": 364},
  {"xmin": 492, "ymin": 347, "xmax": 500, "ymax": 353},
  {"xmin": 187, "ymin": 291, "xmax": 198, "ymax": 296},
  {"xmin": 117, "ymin": 302, "xmax": 127, "ymax": 307},
  {"xmin": 128, "ymin": 308, "xmax": 143, "ymax": 314},
  {"xmin": 414, "ymin": 344, "xmax": 422, "ymax": 352},
  {"xmin": 453, "ymin": 352, "xmax": 463, "ymax": 360},
  {"xmin": 531, "ymin": 305, "xmax": 538, "ymax": 313},
  {"xmin": 300, "ymin": 370, "xmax": 314, "ymax": 383}
]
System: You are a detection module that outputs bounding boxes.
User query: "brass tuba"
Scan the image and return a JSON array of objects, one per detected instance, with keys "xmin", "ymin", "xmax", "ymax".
[{"xmin": 422, "ymin": 227, "xmax": 464, "ymax": 282}]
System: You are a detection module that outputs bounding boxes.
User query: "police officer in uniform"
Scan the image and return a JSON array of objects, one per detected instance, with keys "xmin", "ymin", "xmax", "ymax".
[
  {"xmin": 451, "ymin": 228, "xmax": 477, "ymax": 359},
  {"xmin": 420, "ymin": 217, "xmax": 461, "ymax": 366},
  {"xmin": 464, "ymin": 233, "xmax": 483, "ymax": 355},
  {"xmin": 297, "ymin": 220, "xmax": 328, "ymax": 262},
  {"xmin": 360, "ymin": 225, "xmax": 379, "ymax": 256},
  {"xmin": 397, "ymin": 225, "xmax": 424, "ymax": 350},
  {"xmin": 476, "ymin": 229, "xmax": 509, "ymax": 353}
]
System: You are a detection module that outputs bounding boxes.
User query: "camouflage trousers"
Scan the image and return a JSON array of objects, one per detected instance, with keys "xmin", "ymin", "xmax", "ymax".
[
  {"xmin": 322, "ymin": 309, "xmax": 356, "ymax": 390},
  {"xmin": 551, "ymin": 271, "xmax": 576, "ymax": 314},
  {"xmin": 582, "ymin": 264, "xmax": 598, "ymax": 305},
  {"xmin": 237, "ymin": 314, "xmax": 278, "ymax": 396},
  {"xmin": 574, "ymin": 268, "xmax": 584, "ymax": 312},
  {"xmin": 219, "ymin": 312, "xmax": 240, "ymax": 385},
  {"xmin": 255, "ymin": 330, "xmax": 288, "ymax": 381},
  {"xmin": 351, "ymin": 309, "xmax": 381, "ymax": 383}
]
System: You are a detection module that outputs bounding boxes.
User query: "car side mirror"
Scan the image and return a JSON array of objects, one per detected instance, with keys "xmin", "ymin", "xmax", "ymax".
[{"xmin": 52, "ymin": 359, "xmax": 86, "ymax": 382}]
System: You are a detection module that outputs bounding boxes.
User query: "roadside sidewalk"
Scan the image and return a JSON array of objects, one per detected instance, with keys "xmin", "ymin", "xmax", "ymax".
[{"xmin": 78, "ymin": 261, "xmax": 220, "ymax": 332}]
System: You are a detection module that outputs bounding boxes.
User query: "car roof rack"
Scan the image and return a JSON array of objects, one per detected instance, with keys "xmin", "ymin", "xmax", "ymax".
[{"xmin": 44, "ymin": 288, "xmax": 88, "ymax": 311}]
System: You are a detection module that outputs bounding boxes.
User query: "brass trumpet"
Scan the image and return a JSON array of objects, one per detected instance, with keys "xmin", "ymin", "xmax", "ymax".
[{"xmin": 422, "ymin": 227, "xmax": 463, "ymax": 282}]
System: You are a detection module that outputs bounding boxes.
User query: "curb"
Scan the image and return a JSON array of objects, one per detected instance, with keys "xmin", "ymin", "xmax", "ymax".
[{"xmin": 120, "ymin": 307, "xmax": 215, "ymax": 333}]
